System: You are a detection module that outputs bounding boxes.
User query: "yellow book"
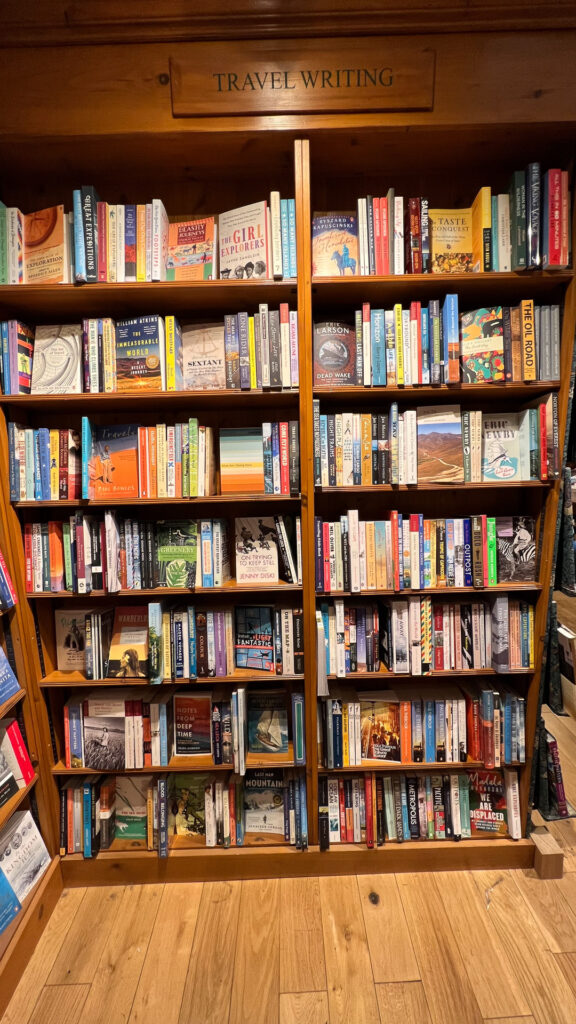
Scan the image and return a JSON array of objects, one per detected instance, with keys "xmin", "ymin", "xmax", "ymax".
[
  {"xmin": 394, "ymin": 303, "xmax": 404, "ymax": 385},
  {"xmin": 102, "ymin": 317, "xmax": 116, "ymax": 393},
  {"xmin": 428, "ymin": 206, "xmax": 474, "ymax": 274},
  {"xmin": 136, "ymin": 204, "xmax": 147, "ymax": 282},
  {"xmin": 49, "ymin": 428, "xmax": 59, "ymax": 500},
  {"xmin": 429, "ymin": 521, "xmax": 437, "ymax": 588},
  {"xmin": 374, "ymin": 522, "xmax": 387, "ymax": 590},
  {"xmin": 361, "ymin": 414, "xmax": 372, "ymax": 485},
  {"xmin": 365, "ymin": 521, "xmax": 377, "ymax": 590},
  {"xmin": 342, "ymin": 701, "xmax": 350, "ymax": 767},
  {"xmin": 165, "ymin": 315, "xmax": 177, "ymax": 392},
  {"xmin": 520, "ymin": 299, "xmax": 536, "ymax": 381},
  {"xmin": 248, "ymin": 316, "xmax": 257, "ymax": 391},
  {"xmin": 156, "ymin": 423, "xmax": 167, "ymax": 498},
  {"xmin": 107, "ymin": 205, "xmax": 117, "ymax": 283},
  {"xmin": 162, "ymin": 609, "xmax": 172, "ymax": 679},
  {"xmin": 471, "ymin": 186, "xmax": 491, "ymax": 273}
]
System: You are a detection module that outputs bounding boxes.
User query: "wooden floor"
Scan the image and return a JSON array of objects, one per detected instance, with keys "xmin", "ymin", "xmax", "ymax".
[{"xmin": 5, "ymin": 708, "xmax": 576, "ymax": 1023}]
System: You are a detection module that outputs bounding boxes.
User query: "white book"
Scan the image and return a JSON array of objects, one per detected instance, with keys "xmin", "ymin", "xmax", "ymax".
[
  {"xmin": 409, "ymin": 522, "xmax": 420, "ymax": 591},
  {"xmin": 450, "ymin": 775, "xmax": 462, "ymax": 837},
  {"xmin": 116, "ymin": 204, "xmax": 125, "ymax": 283},
  {"xmin": 470, "ymin": 409, "xmax": 483, "ymax": 482},
  {"xmin": 334, "ymin": 599, "xmax": 346, "ymax": 678},
  {"xmin": 347, "ymin": 508, "xmax": 361, "ymax": 593},
  {"xmin": 269, "ymin": 191, "xmax": 283, "ymax": 279},
  {"xmin": 392, "ymin": 600, "xmax": 409, "ymax": 674},
  {"xmin": 237, "ymin": 686, "xmax": 246, "ymax": 776},
  {"xmin": 342, "ymin": 412, "xmax": 354, "ymax": 487},
  {"xmin": 408, "ymin": 595, "xmax": 422, "ymax": 675},
  {"xmin": 358, "ymin": 520, "xmax": 367, "ymax": 591},
  {"xmin": 197, "ymin": 426, "xmax": 206, "ymax": 498},
  {"xmin": 107, "ymin": 205, "xmax": 118, "ymax": 283},
  {"xmin": 151, "ymin": 198, "xmax": 169, "ymax": 282},
  {"xmin": 327, "ymin": 776, "xmax": 341, "ymax": 842},
  {"xmin": 410, "ymin": 314, "xmax": 419, "ymax": 383},
  {"xmin": 7, "ymin": 208, "xmax": 23, "ymax": 284},
  {"xmin": 335, "ymin": 415, "xmax": 343, "ymax": 487},
  {"xmin": 402, "ymin": 309, "xmax": 411, "ymax": 386},
  {"xmin": 404, "ymin": 409, "xmax": 418, "ymax": 485},
  {"xmin": 295, "ymin": 516, "xmax": 303, "ymax": 585},
  {"xmin": 166, "ymin": 425, "xmax": 176, "ymax": 497},
  {"xmin": 497, "ymin": 193, "xmax": 511, "ymax": 272},
  {"xmin": 282, "ymin": 608, "xmax": 295, "ymax": 675},
  {"xmin": 289, "ymin": 310, "xmax": 299, "ymax": 387},
  {"xmin": 316, "ymin": 611, "xmax": 329, "ymax": 697},
  {"xmin": 398, "ymin": 415, "xmax": 405, "ymax": 485},
  {"xmin": 357, "ymin": 198, "xmax": 368, "ymax": 276},
  {"xmin": 213, "ymin": 519, "xmax": 223, "ymax": 586},
  {"xmin": 0, "ymin": 810, "xmax": 50, "ymax": 901},
  {"xmin": 393, "ymin": 196, "xmax": 404, "ymax": 275},
  {"xmin": 504, "ymin": 768, "xmax": 522, "ymax": 838},
  {"xmin": 204, "ymin": 783, "xmax": 217, "ymax": 847},
  {"xmin": 481, "ymin": 412, "xmax": 520, "ymax": 482},
  {"xmin": 32, "ymin": 523, "xmax": 42, "ymax": 592}
]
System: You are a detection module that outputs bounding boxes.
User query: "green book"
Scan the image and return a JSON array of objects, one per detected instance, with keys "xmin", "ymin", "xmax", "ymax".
[{"xmin": 486, "ymin": 516, "xmax": 498, "ymax": 586}]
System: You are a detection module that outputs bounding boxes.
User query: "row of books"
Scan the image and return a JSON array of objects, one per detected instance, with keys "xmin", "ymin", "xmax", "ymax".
[
  {"xmin": 313, "ymin": 299, "xmax": 559, "ymax": 388},
  {"xmin": 24, "ymin": 514, "xmax": 301, "ymax": 595},
  {"xmin": 9, "ymin": 418, "xmax": 301, "ymax": 502},
  {"xmin": 60, "ymin": 768, "xmax": 308, "ymax": 860},
  {"xmin": 0, "ymin": 811, "xmax": 51, "ymax": 934},
  {"xmin": 314, "ymin": 512, "xmax": 537, "ymax": 594},
  {"xmin": 313, "ymin": 398, "xmax": 559, "ymax": 486},
  {"xmin": 0, "ymin": 714, "xmax": 35, "ymax": 809},
  {"xmin": 318, "ymin": 682, "xmax": 526, "ymax": 770},
  {"xmin": 0, "ymin": 194, "xmax": 296, "ymax": 285},
  {"xmin": 317, "ymin": 594, "xmax": 534, "ymax": 677},
  {"xmin": 63, "ymin": 686, "xmax": 306, "ymax": 773},
  {"xmin": 312, "ymin": 168, "xmax": 570, "ymax": 277},
  {"xmin": 55, "ymin": 602, "xmax": 304, "ymax": 681},
  {"xmin": 2, "ymin": 309, "xmax": 299, "ymax": 397},
  {"xmin": 317, "ymin": 768, "xmax": 521, "ymax": 848}
]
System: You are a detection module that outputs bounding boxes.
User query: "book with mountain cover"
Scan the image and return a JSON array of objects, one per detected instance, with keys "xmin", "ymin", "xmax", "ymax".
[
  {"xmin": 30, "ymin": 324, "xmax": 83, "ymax": 394},
  {"xmin": 247, "ymin": 691, "xmax": 289, "ymax": 754},
  {"xmin": 416, "ymin": 405, "xmax": 464, "ymax": 484},
  {"xmin": 243, "ymin": 768, "xmax": 285, "ymax": 834}
]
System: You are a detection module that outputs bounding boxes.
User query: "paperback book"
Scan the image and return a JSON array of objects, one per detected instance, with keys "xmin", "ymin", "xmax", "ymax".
[
  {"xmin": 416, "ymin": 405, "xmax": 464, "ymax": 483},
  {"xmin": 115, "ymin": 316, "xmax": 166, "ymax": 392},
  {"xmin": 428, "ymin": 206, "xmax": 474, "ymax": 274},
  {"xmin": 468, "ymin": 769, "xmax": 508, "ymax": 835},
  {"xmin": 243, "ymin": 768, "xmax": 285, "ymax": 834},
  {"xmin": 460, "ymin": 307, "xmax": 505, "ymax": 383},
  {"xmin": 218, "ymin": 201, "xmax": 269, "ymax": 279},
  {"xmin": 167, "ymin": 772, "xmax": 212, "ymax": 841},
  {"xmin": 114, "ymin": 775, "xmax": 151, "ymax": 840},
  {"xmin": 313, "ymin": 321, "xmax": 356, "ymax": 386},
  {"xmin": 235, "ymin": 605, "xmax": 275, "ymax": 672},
  {"xmin": 247, "ymin": 691, "xmax": 289, "ymax": 753},
  {"xmin": 30, "ymin": 324, "xmax": 83, "ymax": 394},
  {"xmin": 173, "ymin": 693, "xmax": 211, "ymax": 755},
  {"xmin": 166, "ymin": 216, "xmax": 216, "ymax": 281},
  {"xmin": 87, "ymin": 423, "xmax": 139, "ymax": 500},
  {"xmin": 23, "ymin": 204, "xmax": 67, "ymax": 284},
  {"xmin": 312, "ymin": 213, "xmax": 358, "ymax": 277},
  {"xmin": 481, "ymin": 414, "xmax": 520, "ymax": 481},
  {"xmin": 54, "ymin": 607, "xmax": 91, "ymax": 672},
  {"xmin": 155, "ymin": 520, "xmax": 198, "ymax": 589},
  {"xmin": 495, "ymin": 516, "xmax": 536, "ymax": 581},
  {"xmin": 219, "ymin": 428, "xmax": 265, "ymax": 495},
  {"xmin": 106, "ymin": 606, "xmax": 149, "ymax": 678},
  {"xmin": 0, "ymin": 810, "xmax": 50, "ymax": 902},
  {"xmin": 181, "ymin": 322, "xmax": 226, "ymax": 390},
  {"xmin": 234, "ymin": 518, "xmax": 279, "ymax": 585},
  {"xmin": 359, "ymin": 696, "xmax": 401, "ymax": 762}
]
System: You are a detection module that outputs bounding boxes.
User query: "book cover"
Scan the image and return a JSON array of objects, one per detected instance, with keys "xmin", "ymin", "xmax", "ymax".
[
  {"xmin": 247, "ymin": 691, "xmax": 289, "ymax": 753},
  {"xmin": 468, "ymin": 769, "xmax": 508, "ymax": 835},
  {"xmin": 23, "ymin": 205, "xmax": 67, "ymax": 284},
  {"xmin": 312, "ymin": 213, "xmax": 358, "ymax": 277},
  {"xmin": 416, "ymin": 405, "xmax": 464, "ymax": 483},
  {"xmin": 166, "ymin": 216, "xmax": 216, "ymax": 280},
  {"xmin": 235, "ymin": 605, "xmax": 275, "ymax": 672},
  {"xmin": 234, "ymin": 518, "xmax": 279, "ymax": 585},
  {"xmin": 181, "ymin": 322, "xmax": 226, "ymax": 390},
  {"xmin": 428, "ymin": 207, "xmax": 473, "ymax": 274},
  {"xmin": 218, "ymin": 201, "xmax": 268, "ymax": 279},
  {"xmin": 359, "ymin": 697, "xmax": 401, "ymax": 762},
  {"xmin": 0, "ymin": 810, "xmax": 50, "ymax": 902},
  {"xmin": 481, "ymin": 414, "xmax": 520, "ymax": 481},
  {"xmin": 54, "ymin": 607, "xmax": 91, "ymax": 672},
  {"xmin": 0, "ymin": 869, "xmax": 20, "ymax": 936},
  {"xmin": 167, "ymin": 772, "xmax": 212, "ymax": 840},
  {"xmin": 495, "ymin": 516, "xmax": 536, "ymax": 581},
  {"xmin": 0, "ymin": 648, "xmax": 20, "ymax": 705},
  {"xmin": 115, "ymin": 316, "xmax": 166, "ymax": 392},
  {"xmin": 173, "ymin": 693, "xmax": 211, "ymax": 755},
  {"xmin": 106, "ymin": 606, "xmax": 149, "ymax": 678},
  {"xmin": 460, "ymin": 307, "xmax": 505, "ymax": 383},
  {"xmin": 114, "ymin": 774, "xmax": 152, "ymax": 840},
  {"xmin": 313, "ymin": 321, "xmax": 356, "ymax": 386},
  {"xmin": 89, "ymin": 424, "xmax": 139, "ymax": 500},
  {"xmin": 155, "ymin": 520, "xmax": 198, "ymax": 589},
  {"xmin": 220, "ymin": 428, "xmax": 265, "ymax": 495},
  {"xmin": 29, "ymin": 324, "xmax": 81, "ymax": 395},
  {"xmin": 243, "ymin": 768, "xmax": 285, "ymax": 834}
]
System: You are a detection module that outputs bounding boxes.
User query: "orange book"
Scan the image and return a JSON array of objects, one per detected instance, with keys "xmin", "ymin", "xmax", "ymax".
[
  {"xmin": 23, "ymin": 204, "xmax": 67, "ymax": 283},
  {"xmin": 390, "ymin": 510, "xmax": 400, "ymax": 591},
  {"xmin": 400, "ymin": 700, "xmax": 412, "ymax": 763},
  {"xmin": 148, "ymin": 427, "xmax": 158, "ymax": 499},
  {"xmin": 48, "ymin": 520, "xmax": 64, "ymax": 591},
  {"xmin": 90, "ymin": 425, "xmax": 139, "ymax": 500},
  {"xmin": 219, "ymin": 427, "xmax": 264, "ymax": 495},
  {"xmin": 138, "ymin": 427, "xmax": 148, "ymax": 498},
  {"xmin": 136, "ymin": 204, "xmax": 147, "ymax": 282}
]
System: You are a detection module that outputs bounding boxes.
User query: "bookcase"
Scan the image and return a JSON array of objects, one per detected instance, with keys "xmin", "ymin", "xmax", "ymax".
[{"xmin": 0, "ymin": 20, "xmax": 574, "ymax": 924}]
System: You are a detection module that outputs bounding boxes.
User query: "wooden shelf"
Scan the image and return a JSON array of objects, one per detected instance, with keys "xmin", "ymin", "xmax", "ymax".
[
  {"xmin": 40, "ymin": 669, "xmax": 305, "ymax": 687},
  {"xmin": 29, "ymin": 581, "xmax": 302, "ymax": 598},
  {"xmin": 316, "ymin": 582, "xmax": 542, "ymax": 597},
  {"xmin": 16, "ymin": 494, "xmax": 300, "ymax": 508},
  {"xmin": 317, "ymin": 481, "xmax": 550, "ymax": 493},
  {"xmin": 52, "ymin": 744, "xmax": 298, "ymax": 773},
  {"xmin": 0, "ymin": 389, "xmax": 299, "ymax": 411},
  {"xmin": 0, "ymin": 279, "xmax": 298, "ymax": 318},
  {"xmin": 327, "ymin": 668, "xmax": 533, "ymax": 680},
  {"xmin": 314, "ymin": 382, "xmax": 560, "ymax": 402},
  {"xmin": 0, "ymin": 688, "xmax": 25, "ymax": 720},
  {"xmin": 317, "ymin": 760, "xmax": 524, "ymax": 772},
  {"xmin": 0, "ymin": 775, "xmax": 39, "ymax": 831},
  {"xmin": 311, "ymin": 270, "xmax": 572, "ymax": 305}
]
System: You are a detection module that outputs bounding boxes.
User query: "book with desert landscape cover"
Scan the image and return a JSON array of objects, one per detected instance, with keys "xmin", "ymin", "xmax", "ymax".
[{"xmin": 416, "ymin": 405, "xmax": 464, "ymax": 483}]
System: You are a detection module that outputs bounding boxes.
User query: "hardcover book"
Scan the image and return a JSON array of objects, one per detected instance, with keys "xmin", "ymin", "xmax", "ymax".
[
  {"xmin": 88, "ymin": 423, "xmax": 139, "ymax": 500},
  {"xmin": 359, "ymin": 695, "xmax": 401, "ymax": 762},
  {"xmin": 235, "ymin": 605, "xmax": 275, "ymax": 672},
  {"xmin": 234, "ymin": 519, "xmax": 279, "ymax": 585},
  {"xmin": 416, "ymin": 405, "xmax": 464, "ymax": 483},
  {"xmin": 460, "ymin": 307, "xmax": 505, "ymax": 383},
  {"xmin": 243, "ymin": 768, "xmax": 285, "ymax": 834},
  {"xmin": 468, "ymin": 769, "xmax": 508, "ymax": 835},
  {"xmin": 114, "ymin": 774, "xmax": 152, "ymax": 840},
  {"xmin": 0, "ymin": 810, "xmax": 50, "ymax": 902},
  {"xmin": 23, "ymin": 204, "xmax": 67, "ymax": 284},
  {"xmin": 166, "ymin": 216, "xmax": 216, "ymax": 280},
  {"xmin": 173, "ymin": 693, "xmax": 211, "ymax": 755},
  {"xmin": 481, "ymin": 414, "xmax": 520, "ymax": 481},
  {"xmin": 181, "ymin": 322, "xmax": 226, "ymax": 390},
  {"xmin": 115, "ymin": 316, "xmax": 166, "ymax": 392},
  {"xmin": 428, "ymin": 207, "xmax": 473, "ymax": 274},
  {"xmin": 30, "ymin": 324, "xmax": 83, "ymax": 394},
  {"xmin": 155, "ymin": 520, "xmax": 198, "ymax": 589},
  {"xmin": 167, "ymin": 772, "xmax": 212, "ymax": 840},
  {"xmin": 106, "ymin": 606, "xmax": 149, "ymax": 678},
  {"xmin": 247, "ymin": 691, "xmax": 289, "ymax": 753},
  {"xmin": 313, "ymin": 321, "xmax": 356, "ymax": 386},
  {"xmin": 218, "ymin": 201, "xmax": 269, "ymax": 279},
  {"xmin": 312, "ymin": 213, "xmax": 358, "ymax": 277},
  {"xmin": 54, "ymin": 607, "xmax": 91, "ymax": 672},
  {"xmin": 220, "ymin": 428, "xmax": 265, "ymax": 495},
  {"xmin": 495, "ymin": 516, "xmax": 536, "ymax": 581}
]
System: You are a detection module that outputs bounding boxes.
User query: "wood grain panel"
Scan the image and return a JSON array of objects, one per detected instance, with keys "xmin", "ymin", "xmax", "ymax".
[
  {"xmin": 434, "ymin": 871, "xmax": 531, "ymax": 1018},
  {"xmin": 318, "ymin": 875, "xmax": 380, "ymax": 1024},
  {"xmin": 396, "ymin": 873, "xmax": 483, "ymax": 1024},
  {"xmin": 554, "ymin": 951, "xmax": 576, "ymax": 999},
  {"xmin": 27, "ymin": 985, "xmax": 90, "ymax": 1024},
  {"xmin": 279, "ymin": 992, "xmax": 329, "ymax": 1024},
  {"xmin": 128, "ymin": 883, "xmax": 202, "ymax": 1024},
  {"xmin": 375, "ymin": 982, "xmax": 432, "ymax": 1023},
  {"xmin": 513, "ymin": 871, "xmax": 576, "ymax": 952},
  {"xmin": 357, "ymin": 874, "xmax": 419, "ymax": 983},
  {"xmin": 472, "ymin": 870, "xmax": 576, "ymax": 1024},
  {"xmin": 48, "ymin": 887, "xmax": 124, "ymax": 984},
  {"xmin": 279, "ymin": 878, "xmax": 326, "ymax": 992},
  {"xmin": 178, "ymin": 881, "xmax": 241, "ymax": 1024},
  {"xmin": 76, "ymin": 885, "xmax": 162, "ymax": 1024},
  {"xmin": 229, "ymin": 879, "xmax": 281, "ymax": 1024}
]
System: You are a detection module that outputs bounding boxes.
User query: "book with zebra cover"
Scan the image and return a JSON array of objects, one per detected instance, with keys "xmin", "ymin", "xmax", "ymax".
[{"xmin": 495, "ymin": 516, "xmax": 536, "ymax": 581}]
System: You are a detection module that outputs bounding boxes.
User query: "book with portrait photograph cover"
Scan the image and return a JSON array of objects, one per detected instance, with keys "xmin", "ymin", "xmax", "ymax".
[{"xmin": 218, "ymin": 201, "xmax": 269, "ymax": 280}]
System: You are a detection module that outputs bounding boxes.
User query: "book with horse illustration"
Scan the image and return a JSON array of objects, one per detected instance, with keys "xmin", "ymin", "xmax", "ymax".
[{"xmin": 312, "ymin": 212, "xmax": 358, "ymax": 277}]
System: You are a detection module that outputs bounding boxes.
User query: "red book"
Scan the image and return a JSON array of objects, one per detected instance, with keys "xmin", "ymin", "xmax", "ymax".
[
  {"xmin": 380, "ymin": 197, "xmax": 390, "ymax": 275},
  {"xmin": 400, "ymin": 700, "xmax": 412, "ymax": 764},
  {"xmin": 338, "ymin": 777, "xmax": 346, "ymax": 841},
  {"xmin": 364, "ymin": 773, "xmax": 374, "ymax": 848},
  {"xmin": 2, "ymin": 719, "xmax": 34, "ymax": 785},
  {"xmin": 97, "ymin": 201, "xmax": 108, "ymax": 282},
  {"xmin": 0, "ymin": 547, "xmax": 17, "ymax": 604},
  {"xmin": 48, "ymin": 520, "xmax": 64, "ymax": 592},
  {"xmin": 561, "ymin": 170, "xmax": 570, "ymax": 268},
  {"xmin": 546, "ymin": 169, "xmax": 562, "ymax": 267},
  {"xmin": 410, "ymin": 301, "xmax": 422, "ymax": 384},
  {"xmin": 322, "ymin": 522, "xmax": 331, "ymax": 593},
  {"xmin": 279, "ymin": 422, "xmax": 289, "ymax": 495}
]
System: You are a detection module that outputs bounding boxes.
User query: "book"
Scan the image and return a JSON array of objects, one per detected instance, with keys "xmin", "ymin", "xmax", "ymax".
[
  {"xmin": 0, "ymin": 718, "xmax": 34, "ymax": 788},
  {"xmin": 247, "ymin": 691, "xmax": 289, "ymax": 753},
  {"xmin": 0, "ymin": 869, "xmax": 20, "ymax": 936},
  {"xmin": 155, "ymin": 520, "xmax": 198, "ymax": 589},
  {"xmin": 0, "ymin": 810, "xmax": 50, "ymax": 902},
  {"xmin": 218, "ymin": 201, "xmax": 269, "ymax": 279},
  {"xmin": 114, "ymin": 775, "xmax": 151, "ymax": 840},
  {"xmin": 106, "ymin": 606, "xmax": 149, "ymax": 678},
  {"xmin": 173, "ymin": 693, "xmax": 211, "ymax": 755},
  {"xmin": 312, "ymin": 213, "xmax": 358, "ymax": 277},
  {"xmin": 460, "ymin": 307, "xmax": 505, "ymax": 383},
  {"xmin": 167, "ymin": 772, "xmax": 212, "ymax": 840},
  {"xmin": 495, "ymin": 517, "xmax": 536, "ymax": 581},
  {"xmin": 23, "ymin": 204, "xmax": 67, "ymax": 284},
  {"xmin": 82, "ymin": 690, "xmax": 129, "ymax": 770},
  {"xmin": 219, "ymin": 428, "xmax": 265, "ymax": 495},
  {"xmin": 313, "ymin": 321, "xmax": 356, "ymax": 386},
  {"xmin": 87, "ymin": 422, "xmax": 139, "ymax": 500},
  {"xmin": 54, "ymin": 607, "xmax": 91, "ymax": 672},
  {"xmin": 234, "ymin": 518, "xmax": 279, "ymax": 585},
  {"xmin": 235, "ymin": 605, "xmax": 275, "ymax": 672},
  {"xmin": 166, "ymin": 216, "xmax": 216, "ymax": 280},
  {"xmin": 468, "ymin": 769, "xmax": 508, "ymax": 835},
  {"xmin": 0, "ymin": 647, "xmax": 20, "ymax": 705},
  {"xmin": 181, "ymin": 322, "xmax": 226, "ymax": 390},
  {"xmin": 115, "ymin": 316, "xmax": 166, "ymax": 392},
  {"xmin": 481, "ymin": 414, "xmax": 520, "ymax": 482},
  {"xmin": 243, "ymin": 768, "xmax": 285, "ymax": 833},
  {"xmin": 428, "ymin": 206, "xmax": 474, "ymax": 274},
  {"xmin": 416, "ymin": 405, "xmax": 464, "ymax": 484},
  {"xmin": 30, "ymin": 324, "xmax": 83, "ymax": 394},
  {"xmin": 360, "ymin": 695, "xmax": 401, "ymax": 762}
]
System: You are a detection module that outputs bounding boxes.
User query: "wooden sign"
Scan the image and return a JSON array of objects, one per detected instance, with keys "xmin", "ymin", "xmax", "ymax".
[{"xmin": 170, "ymin": 38, "xmax": 435, "ymax": 117}]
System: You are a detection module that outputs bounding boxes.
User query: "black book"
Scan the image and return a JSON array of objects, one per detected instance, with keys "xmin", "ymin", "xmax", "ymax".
[
  {"xmin": 318, "ymin": 775, "xmax": 330, "ymax": 851},
  {"xmin": 375, "ymin": 775, "xmax": 386, "ymax": 845},
  {"xmin": 442, "ymin": 774, "xmax": 454, "ymax": 840},
  {"xmin": 293, "ymin": 609, "xmax": 304, "ymax": 675},
  {"xmin": 81, "ymin": 185, "xmax": 100, "ymax": 283},
  {"xmin": 288, "ymin": 421, "xmax": 300, "ymax": 496},
  {"xmin": 406, "ymin": 776, "xmax": 420, "ymax": 839}
]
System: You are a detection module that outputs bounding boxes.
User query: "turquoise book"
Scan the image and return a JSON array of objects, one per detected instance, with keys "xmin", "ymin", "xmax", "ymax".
[{"xmin": 0, "ymin": 869, "xmax": 20, "ymax": 935}]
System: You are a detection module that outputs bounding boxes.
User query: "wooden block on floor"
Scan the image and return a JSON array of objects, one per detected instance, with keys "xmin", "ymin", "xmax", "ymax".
[{"xmin": 533, "ymin": 830, "xmax": 564, "ymax": 879}]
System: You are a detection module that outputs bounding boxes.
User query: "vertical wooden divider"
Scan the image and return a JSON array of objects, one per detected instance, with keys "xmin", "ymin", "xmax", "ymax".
[{"xmin": 295, "ymin": 138, "xmax": 319, "ymax": 846}]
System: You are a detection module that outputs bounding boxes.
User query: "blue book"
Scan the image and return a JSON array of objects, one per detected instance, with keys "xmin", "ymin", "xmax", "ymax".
[
  {"xmin": 66, "ymin": 698, "xmax": 84, "ymax": 767},
  {"xmin": 124, "ymin": 204, "xmax": 137, "ymax": 281},
  {"xmin": 0, "ymin": 870, "xmax": 20, "ymax": 936},
  {"xmin": 173, "ymin": 614, "xmax": 184, "ymax": 678},
  {"xmin": 158, "ymin": 701, "xmax": 169, "ymax": 766},
  {"xmin": 187, "ymin": 606, "xmax": 197, "ymax": 678},
  {"xmin": 294, "ymin": 774, "xmax": 302, "ymax": 848},
  {"xmin": 371, "ymin": 309, "xmax": 386, "ymax": 386},
  {"xmin": 24, "ymin": 429, "xmax": 34, "ymax": 501},
  {"xmin": 280, "ymin": 199, "xmax": 290, "ymax": 278},
  {"xmin": 491, "ymin": 195, "xmax": 499, "ymax": 271},
  {"xmin": 81, "ymin": 416, "xmax": 92, "ymax": 499},
  {"xmin": 442, "ymin": 293, "xmax": 459, "ymax": 383},
  {"xmin": 287, "ymin": 199, "xmax": 297, "ymax": 279},
  {"xmin": 421, "ymin": 307, "xmax": 430, "ymax": 384},
  {"xmin": 38, "ymin": 427, "xmax": 51, "ymax": 501},
  {"xmin": 434, "ymin": 699, "xmax": 446, "ymax": 762},
  {"xmin": 321, "ymin": 603, "xmax": 330, "ymax": 675},
  {"xmin": 0, "ymin": 647, "xmax": 20, "ymax": 704},
  {"xmin": 1, "ymin": 322, "xmax": 10, "ymax": 395},
  {"xmin": 424, "ymin": 699, "xmax": 435, "ymax": 763},
  {"xmin": 463, "ymin": 518, "xmax": 473, "ymax": 587},
  {"xmin": 72, "ymin": 189, "xmax": 87, "ymax": 283}
]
